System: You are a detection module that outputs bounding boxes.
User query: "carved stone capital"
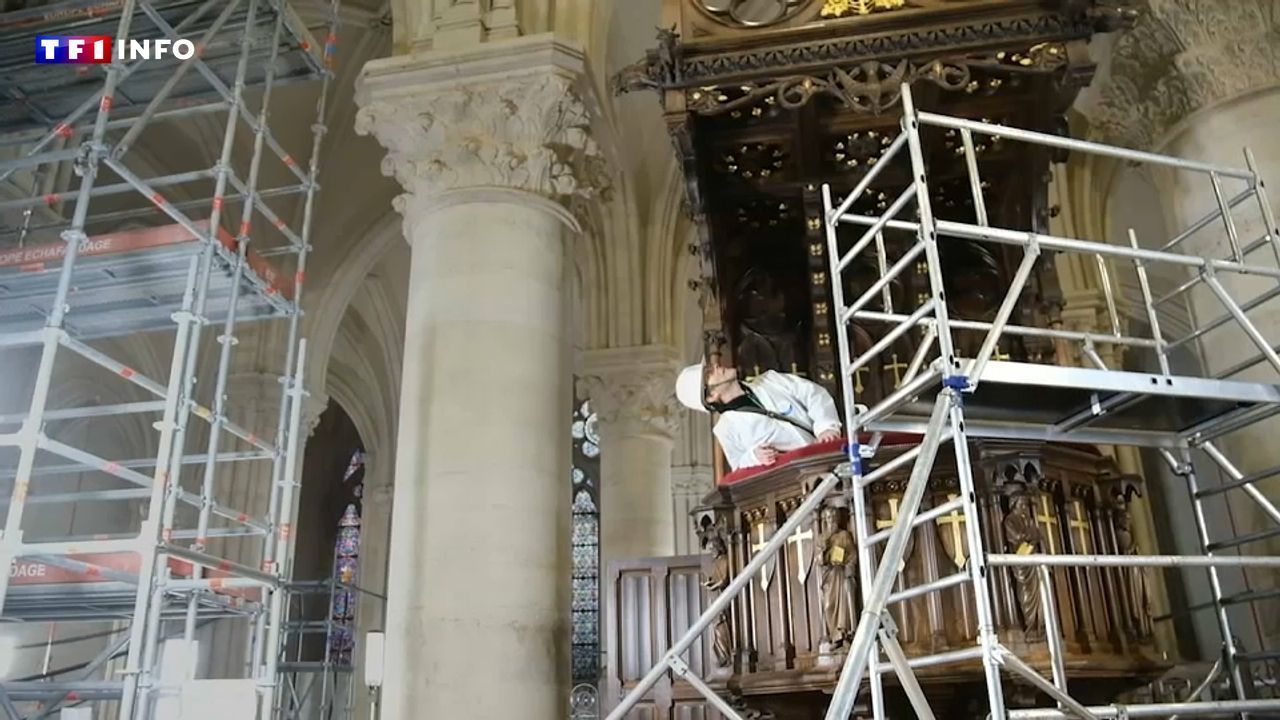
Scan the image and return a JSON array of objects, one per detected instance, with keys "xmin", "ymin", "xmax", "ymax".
[
  {"xmin": 671, "ymin": 466, "xmax": 715, "ymax": 495},
  {"xmin": 364, "ymin": 481, "xmax": 395, "ymax": 507},
  {"xmin": 1083, "ymin": 0, "xmax": 1280, "ymax": 150},
  {"xmin": 576, "ymin": 345, "xmax": 683, "ymax": 440},
  {"xmin": 228, "ymin": 382, "xmax": 325, "ymax": 438},
  {"xmin": 301, "ymin": 391, "xmax": 329, "ymax": 439},
  {"xmin": 220, "ymin": 372, "xmax": 298, "ymax": 442},
  {"xmin": 354, "ymin": 35, "xmax": 611, "ymax": 232},
  {"xmin": 223, "ymin": 372, "xmax": 284, "ymax": 414}
]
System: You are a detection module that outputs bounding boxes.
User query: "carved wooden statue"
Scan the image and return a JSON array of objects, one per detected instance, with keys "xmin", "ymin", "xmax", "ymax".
[
  {"xmin": 701, "ymin": 519, "xmax": 735, "ymax": 669},
  {"xmin": 1112, "ymin": 484, "xmax": 1153, "ymax": 640},
  {"xmin": 735, "ymin": 267, "xmax": 800, "ymax": 376},
  {"xmin": 1003, "ymin": 483, "xmax": 1044, "ymax": 640},
  {"xmin": 818, "ymin": 503, "xmax": 856, "ymax": 648}
]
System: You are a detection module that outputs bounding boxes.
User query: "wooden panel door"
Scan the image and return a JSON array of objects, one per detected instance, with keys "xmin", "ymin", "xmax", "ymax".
[{"xmin": 605, "ymin": 555, "xmax": 727, "ymax": 720}]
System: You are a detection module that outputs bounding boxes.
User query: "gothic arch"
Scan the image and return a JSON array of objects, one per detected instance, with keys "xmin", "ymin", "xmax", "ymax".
[
  {"xmin": 646, "ymin": 163, "xmax": 699, "ymax": 352},
  {"xmin": 302, "ymin": 213, "xmax": 401, "ymax": 390}
]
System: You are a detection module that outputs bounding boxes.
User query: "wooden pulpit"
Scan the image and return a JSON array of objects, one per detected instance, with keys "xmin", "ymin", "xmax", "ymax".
[{"xmin": 606, "ymin": 440, "xmax": 1166, "ymax": 718}]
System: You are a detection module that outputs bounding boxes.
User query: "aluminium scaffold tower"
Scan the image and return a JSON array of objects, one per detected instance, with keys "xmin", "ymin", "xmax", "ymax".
[
  {"xmin": 606, "ymin": 82, "xmax": 1280, "ymax": 720},
  {"xmin": 0, "ymin": 0, "xmax": 341, "ymax": 718},
  {"xmin": 274, "ymin": 546, "xmax": 386, "ymax": 720}
]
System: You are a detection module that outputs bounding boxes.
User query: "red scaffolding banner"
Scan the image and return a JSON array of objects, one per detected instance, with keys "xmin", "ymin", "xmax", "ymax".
[
  {"xmin": 9, "ymin": 552, "xmax": 261, "ymax": 601},
  {"xmin": 0, "ymin": 221, "xmax": 295, "ymax": 300}
]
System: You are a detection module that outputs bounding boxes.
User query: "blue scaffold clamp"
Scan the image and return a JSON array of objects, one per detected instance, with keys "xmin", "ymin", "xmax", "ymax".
[
  {"xmin": 846, "ymin": 440, "xmax": 864, "ymax": 475},
  {"xmin": 943, "ymin": 375, "xmax": 971, "ymax": 398}
]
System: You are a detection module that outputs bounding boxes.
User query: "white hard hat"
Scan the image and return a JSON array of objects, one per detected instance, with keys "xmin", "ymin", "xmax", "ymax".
[{"xmin": 675, "ymin": 363, "xmax": 707, "ymax": 412}]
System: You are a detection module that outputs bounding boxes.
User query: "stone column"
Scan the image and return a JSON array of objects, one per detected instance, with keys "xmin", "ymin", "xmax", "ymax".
[
  {"xmin": 1085, "ymin": 0, "xmax": 1280, "ymax": 655},
  {"xmin": 578, "ymin": 346, "xmax": 682, "ymax": 563},
  {"xmin": 355, "ymin": 36, "xmax": 608, "ymax": 720}
]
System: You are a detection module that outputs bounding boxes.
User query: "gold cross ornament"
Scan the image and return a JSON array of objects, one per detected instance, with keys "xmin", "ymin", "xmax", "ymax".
[
  {"xmin": 1034, "ymin": 494, "xmax": 1060, "ymax": 554},
  {"xmin": 884, "ymin": 353, "xmax": 909, "ymax": 388},
  {"xmin": 1068, "ymin": 500, "xmax": 1091, "ymax": 552},
  {"xmin": 854, "ymin": 366, "xmax": 869, "ymax": 394},
  {"xmin": 875, "ymin": 497, "xmax": 907, "ymax": 571}
]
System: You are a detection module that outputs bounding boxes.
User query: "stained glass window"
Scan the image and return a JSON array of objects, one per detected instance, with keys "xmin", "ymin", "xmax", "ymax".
[
  {"xmin": 328, "ymin": 449, "xmax": 365, "ymax": 665},
  {"xmin": 571, "ymin": 397, "xmax": 601, "ymax": 685},
  {"xmin": 343, "ymin": 449, "xmax": 365, "ymax": 482}
]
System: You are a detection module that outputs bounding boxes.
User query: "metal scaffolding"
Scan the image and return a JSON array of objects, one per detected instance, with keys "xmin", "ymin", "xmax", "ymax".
[
  {"xmin": 274, "ymin": 548, "xmax": 385, "ymax": 720},
  {"xmin": 606, "ymin": 82, "xmax": 1280, "ymax": 719},
  {"xmin": 275, "ymin": 581, "xmax": 356, "ymax": 720},
  {"xmin": 0, "ymin": 0, "xmax": 338, "ymax": 717}
]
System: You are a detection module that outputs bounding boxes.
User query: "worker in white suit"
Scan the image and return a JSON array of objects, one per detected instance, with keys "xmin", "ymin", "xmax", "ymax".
[{"xmin": 675, "ymin": 359, "xmax": 844, "ymax": 471}]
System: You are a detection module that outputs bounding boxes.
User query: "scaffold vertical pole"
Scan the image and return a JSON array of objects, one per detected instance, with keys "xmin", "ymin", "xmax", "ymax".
[
  {"xmin": 1161, "ymin": 448, "xmax": 1249, "ymax": 706},
  {"xmin": 182, "ymin": 0, "xmax": 262, "ymax": 644},
  {"xmin": 823, "ymin": 394, "xmax": 952, "ymax": 720},
  {"xmin": 261, "ymin": 340, "xmax": 309, "ymax": 719},
  {"xmin": 256, "ymin": 1, "xmax": 338, "ymax": 703},
  {"xmin": 949, "ymin": 400, "xmax": 1008, "ymax": 719},
  {"xmin": 118, "ymin": 257, "xmax": 202, "ymax": 720},
  {"xmin": 1129, "ymin": 228, "xmax": 1171, "ymax": 376},
  {"xmin": 1244, "ymin": 147, "xmax": 1280, "ymax": 269},
  {"xmin": 233, "ymin": 0, "xmax": 289, "ymax": 678},
  {"xmin": 821, "ymin": 179, "xmax": 888, "ymax": 718},
  {"xmin": 0, "ymin": 0, "xmax": 140, "ymax": 614},
  {"xmin": 899, "ymin": 84, "xmax": 957, "ymax": 369}
]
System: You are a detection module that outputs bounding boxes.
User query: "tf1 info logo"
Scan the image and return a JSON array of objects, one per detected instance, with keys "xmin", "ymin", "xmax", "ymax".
[{"xmin": 36, "ymin": 36, "xmax": 197, "ymax": 64}]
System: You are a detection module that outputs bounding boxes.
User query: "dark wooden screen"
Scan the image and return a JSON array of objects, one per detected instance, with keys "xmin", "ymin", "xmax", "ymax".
[{"xmin": 604, "ymin": 555, "xmax": 727, "ymax": 720}]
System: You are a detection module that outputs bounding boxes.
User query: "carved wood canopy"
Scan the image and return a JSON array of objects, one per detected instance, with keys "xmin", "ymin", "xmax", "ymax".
[{"xmin": 616, "ymin": 0, "xmax": 1136, "ymax": 400}]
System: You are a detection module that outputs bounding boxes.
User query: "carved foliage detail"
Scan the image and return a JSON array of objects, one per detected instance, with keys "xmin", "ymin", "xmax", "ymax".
[
  {"xmin": 680, "ymin": 14, "xmax": 1085, "ymax": 83},
  {"xmin": 1087, "ymin": 0, "xmax": 1280, "ymax": 149},
  {"xmin": 686, "ymin": 47, "xmax": 1066, "ymax": 116},
  {"xmin": 575, "ymin": 369, "xmax": 683, "ymax": 438},
  {"xmin": 354, "ymin": 73, "xmax": 612, "ymax": 217},
  {"xmin": 820, "ymin": 0, "xmax": 906, "ymax": 19}
]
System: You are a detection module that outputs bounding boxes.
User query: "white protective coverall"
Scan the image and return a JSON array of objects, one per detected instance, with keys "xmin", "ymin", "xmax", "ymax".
[{"xmin": 681, "ymin": 368, "xmax": 842, "ymax": 471}]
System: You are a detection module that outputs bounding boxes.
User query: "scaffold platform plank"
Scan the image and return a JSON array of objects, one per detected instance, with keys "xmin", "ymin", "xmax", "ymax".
[
  {"xmin": 3, "ymin": 582, "xmax": 247, "ymax": 622},
  {"xmin": 0, "ymin": 221, "xmax": 294, "ymax": 341},
  {"xmin": 2, "ymin": 550, "xmax": 262, "ymax": 623},
  {"xmin": 872, "ymin": 359, "xmax": 1280, "ymax": 444},
  {"xmin": 0, "ymin": 0, "xmax": 324, "ymax": 137}
]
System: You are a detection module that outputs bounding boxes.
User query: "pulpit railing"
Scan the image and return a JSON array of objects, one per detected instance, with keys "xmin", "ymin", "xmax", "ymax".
[{"xmin": 606, "ymin": 83, "xmax": 1280, "ymax": 719}]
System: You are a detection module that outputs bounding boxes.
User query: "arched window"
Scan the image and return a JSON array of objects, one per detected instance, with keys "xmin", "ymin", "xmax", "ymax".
[
  {"xmin": 328, "ymin": 449, "xmax": 365, "ymax": 665},
  {"xmin": 570, "ymin": 398, "xmax": 601, "ymax": 685}
]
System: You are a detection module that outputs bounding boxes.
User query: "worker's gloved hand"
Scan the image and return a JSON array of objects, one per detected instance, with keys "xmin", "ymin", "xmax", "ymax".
[
  {"xmin": 754, "ymin": 444, "xmax": 779, "ymax": 465},
  {"xmin": 816, "ymin": 429, "xmax": 843, "ymax": 443}
]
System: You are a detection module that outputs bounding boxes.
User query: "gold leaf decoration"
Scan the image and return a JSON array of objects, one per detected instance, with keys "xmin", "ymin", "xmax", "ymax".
[{"xmin": 821, "ymin": 0, "xmax": 906, "ymax": 18}]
